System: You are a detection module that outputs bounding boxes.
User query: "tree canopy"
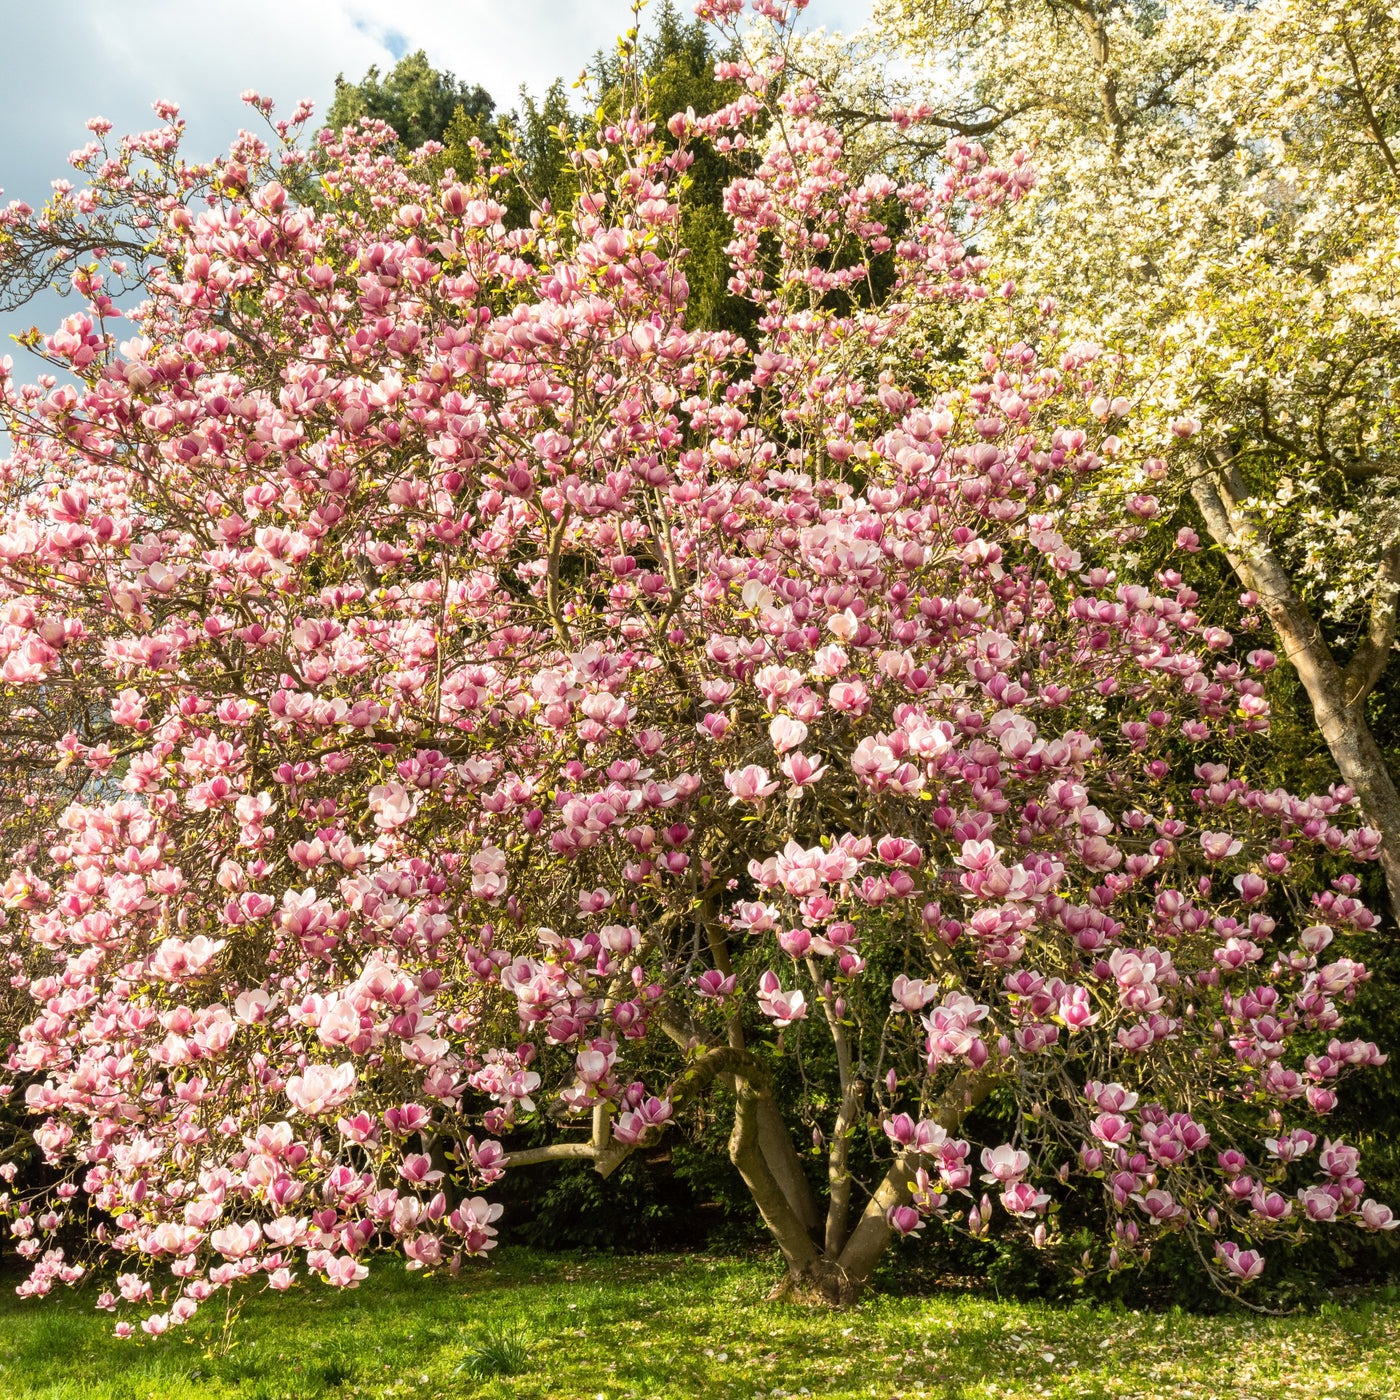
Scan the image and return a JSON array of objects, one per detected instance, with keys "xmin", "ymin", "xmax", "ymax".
[
  {"xmin": 327, "ymin": 49, "xmax": 495, "ymax": 151},
  {"xmin": 0, "ymin": 0, "xmax": 1393, "ymax": 1335}
]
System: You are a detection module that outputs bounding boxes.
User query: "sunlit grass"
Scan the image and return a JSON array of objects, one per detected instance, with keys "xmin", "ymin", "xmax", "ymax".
[{"xmin": 1, "ymin": 1249, "xmax": 1396, "ymax": 1399}]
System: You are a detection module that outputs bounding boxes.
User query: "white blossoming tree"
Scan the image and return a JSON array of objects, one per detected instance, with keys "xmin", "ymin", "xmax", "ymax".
[{"xmin": 804, "ymin": 0, "xmax": 1400, "ymax": 911}]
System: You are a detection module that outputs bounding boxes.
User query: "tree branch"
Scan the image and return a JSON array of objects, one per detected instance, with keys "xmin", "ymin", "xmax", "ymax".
[
  {"xmin": 1340, "ymin": 30, "xmax": 1398, "ymax": 178},
  {"xmin": 1344, "ymin": 537, "xmax": 1400, "ymax": 706},
  {"xmin": 728, "ymin": 1072, "xmax": 825, "ymax": 1280},
  {"xmin": 1191, "ymin": 449, "xmax": 1400, "ymax": 914},
  {"xmin": 836, "ymin": 1068, "xmax": 997, "ymax": 1285},
  {"xmin": 499, "ymin": 1141, "xmax": 599, "ymax": 1168},
  {"xmin": 809, "ymin": 957, "xmax": 863, "ymax": 1256}
]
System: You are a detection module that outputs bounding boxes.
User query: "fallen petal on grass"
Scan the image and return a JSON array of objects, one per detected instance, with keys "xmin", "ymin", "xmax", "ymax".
[{"xmin": 0, "ymin": 1251, "xmax": 1396, "ymax": 1400}]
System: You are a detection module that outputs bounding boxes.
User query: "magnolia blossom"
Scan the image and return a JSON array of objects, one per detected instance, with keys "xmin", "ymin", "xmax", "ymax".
[
  {"xmin": 1133, "ymin": 1189, "xmax": 1185, "ymax": 1223},
  {"xmin": 692, "ymin": 969, "xmax": 736, "ymax": 999},
  {"xmin": 367, "ymin": 782, "xmax": 416, "ymax": 831},
  {"xmin": 1000, "ymin": 1182, "xmax": 1051, "ymax": 1217},
  {"xmin": 148, "ymin": 936, "xmax": 225, "ymax": 982},
  {"xmin": 780, "ymin": 750, "xmax": 827, "ymax": 792},
  {"xmin": 1215, "ymin": 1242, "xmax": 1266, "ymax": 1281},
  {"xmin": 322, "ymin": 1255, "xmax": 369, "ymax": 1288},
  {"xmin": 981, "ymin": 1145, "xmax": 1031, "ymax": 1185},
  {"xmin": 208, "ymin": 1222, "xmax": 261, "ymax": 1260},
  {"xmin": 757, "ymin": 971, "xmax": 807, "ymax": 1027},
  {"xmin": 1360, "ymin": 1200, "xmax": 1399, "ymax": 1231},
  {"xmin": 887, "ymin": 1204, "xmax": 925, "ymax": 1237},
  {"xmin": 285, "ymin": 1063, "xmax": 357, "ymax": 1116},
  {"xmin": 725, "ymin": 764, "xmax": 780, "ymax": 804},
  {"xmin": 769, "ymin": 715, "xmax": 809, "ymax": 753},
  {"xmin": 890, "ymin": 975, "xmax": 938, "ymax": 1014}
]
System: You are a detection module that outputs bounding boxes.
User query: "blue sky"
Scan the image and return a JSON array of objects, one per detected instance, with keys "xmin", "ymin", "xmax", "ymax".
[{"xmin": 0, "ymin": 0, "xmax": 869, "ymax": 368}]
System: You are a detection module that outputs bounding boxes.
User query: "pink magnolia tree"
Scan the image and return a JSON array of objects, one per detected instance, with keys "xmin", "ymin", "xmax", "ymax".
[{"xmin": 0, "ymin": 1, "xmax": 1391, "ymax": 1330}]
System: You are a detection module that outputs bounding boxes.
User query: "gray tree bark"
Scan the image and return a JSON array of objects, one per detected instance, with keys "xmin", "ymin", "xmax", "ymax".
[{"xmin": 1191, "ymin": 459, "xmax": 1400, "ymax": 917}]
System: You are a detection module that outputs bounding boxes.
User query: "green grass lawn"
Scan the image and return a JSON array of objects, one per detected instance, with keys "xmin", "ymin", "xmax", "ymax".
[{"xmin": 0, "ymin": 1249, "xmax": 1396, "ymax": 1400}]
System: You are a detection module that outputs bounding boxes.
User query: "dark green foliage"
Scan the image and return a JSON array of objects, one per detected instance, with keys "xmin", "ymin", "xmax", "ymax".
[
  {"xmin": 505, "ymin": 81, "xmax": 577, "ymax": 210},
  {"xmin": 326, "ymin": 50, "xmax": 495, "ymax": 149},
  {"xmin": 325, "ymin": 5, "xmax": 749, "ymax": 334},
  {"xmin": 590, "ymin": 1, "xmax": 749, "ymax": 334},
  {"xmin": 498, "ymin": 1105, "xmax": 764, "ymax": 1253},
  {"xmin": 439, "ymin": 78, "xmax": 578, "ymax": 232}
]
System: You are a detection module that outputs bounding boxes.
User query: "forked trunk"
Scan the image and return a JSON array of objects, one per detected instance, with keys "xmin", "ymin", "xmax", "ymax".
[{"xmin": 730, "ymin": 1069, "xmax": 997, "ymax": 1306}]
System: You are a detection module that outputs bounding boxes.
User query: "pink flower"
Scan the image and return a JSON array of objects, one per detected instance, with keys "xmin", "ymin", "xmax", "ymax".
[
  {"xmin": 1086, "ymin": 1081, "xmax": 1139, "ymax": 1113},
  {"xmin": 1360, "ymin": 1199, "xmax": 1399, "ymax": 1231},
  {"xmin": 263, "ymin": 1216, "xmax": 310, "ymax": 1248},
  {"xmin": 1200, "ymin": 832, "xmax": 1243, "ymax": 862},
  {"xmin": 826, "ymin": 608, "xmax": 860, "ymax": 640},
  {"xmin": 1319, "ymin": 1138, "xmax": 1361, "ymax": 1179},
  {"xmin": 149, "ymin": 1224, "xmax": 201, "ymax": 1257},
  {"xmin": 286, "ymin": 1062, "xmax": 357, "ymax": 1116},
  {"xmin": 693, "ymin": 969, "xmax": 736, "ymax": 999},
  {"xmin": 148, "ymin": 935, "xmax": 225, "ymax": 982},
  {"xmin": 1058, "ymin": 985, "xmax": 1098, "ymax": 1031},
  {"xmin": 777, "ymin": 927, "xmax": 812, "ymax": 957},
  {"xmin": 828, "ymin": 680, "xmax": 870, "ymax": 715},
  {"xmin": 449, "ymin": 1197, "xmax": 503, "ymax": 1255},
  {"xmin": 769, "ymin": 715, "xmax": 808, "ymax": 753},
  {"xmin": 1233, "ymin": 873, "xmax": 1268, "ymax": 902},
  {"xmin": 757, "ymin": 971, "xmax": 807, "ymax": 1027},
  {"xmin": 887, "ymin": 1204, "xmax": 924, "ymax": 1236},
  {"xmin": 400, "ymin": 1152, "xmax": 445, "ymax": 1185},
  {"xmin": 1298, "ymin": 1186, "xmax": 1341, "ymax": 1222},
  {"xmin": 469, "ymin": 845, "xmax": 509, "ymax": 900},
  {"xmin": 725, "ymin": 765, "xmax": 780, "ymax": 804},
  {"xmin": 1000, "ymin": 1182, "xmax": 1050, "ymax": 1217},
  {"xmin": 890, "ymin": 975, "xmax": 938, "ymax": 1013},
  {"xmin": 850, "ymin": 737, "xmax": 923, "ymax": 794},
  {"xmin": 780, "ymin": 750, "xmax": 827, "ymax": 791},
  {"xmin": 322, "ymin": 1255, "xmax": 369, "ymax": 1288},
  {"xmin": 1215, "ymin": 1241, "xmax": 1265, "ymax": 1281},
  {"xmin": 1264, "ymin": 1129, "xmax": 1316, "ymax": 1162},
  {"xmin": 884, "ymin": 1113, "xmax": 917, "ymax": 1147},
  {"xmin": 209, "ymin": 1221, "xmax": 262, "ymax": 1260},
  {"xmin": 1091, "ymin": 1113, "xmax": 1133, "ymax": 1146},
  {"xmin": 367, "ymin": 781, "xmax": 416, "ymax": 831},
  {"xmin": 980, "ymin": 1144, "xmax": 1031, "ymax": 1184},
  {"xmin": 600, "ymin": 923, "xmax": 639, "ymax": 953},
  {"xmin": 957, "ymin": 839, "xmax": 999, "ymax": 872},
  {"xmin": 317, "ymin": 999, "xmax": 363, "ymax": 1049},
  {"xmin": 1132, "ymin": 1189, "xmax": 1184, "ymax": 1223}
]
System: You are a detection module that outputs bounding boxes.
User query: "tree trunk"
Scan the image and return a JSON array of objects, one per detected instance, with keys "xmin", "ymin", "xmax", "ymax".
[
  {"xmin": 755, "ymin": 1094, "xmax": 822, "ymax": 1236},
  {"xmin": 1192, "ymin": 465, "xmax": 1400, "ymax": 917},
  {"xmin": 727, "ymin": 1072, "xmax": 829, "ymax": 1284},
  {"xmin": 734, "ymin": 1068, "xmax": 997, "ymax": 1306}
]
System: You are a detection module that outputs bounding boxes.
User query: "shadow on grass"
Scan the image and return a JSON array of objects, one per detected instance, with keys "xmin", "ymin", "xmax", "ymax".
[{"xmin": 0, "ymin": 1248, "xmax": 1396, "ymax": 1400}]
